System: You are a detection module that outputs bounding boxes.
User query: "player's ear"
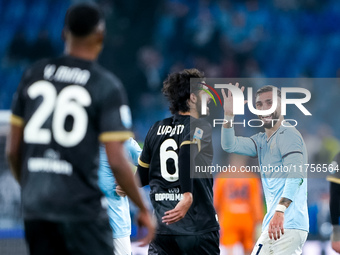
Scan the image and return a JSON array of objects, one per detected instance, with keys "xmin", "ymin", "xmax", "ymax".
[
  {"xmin": 96, "ymin": 31, "xmax": 104, "ymax": 44},
  {"xmin": 190, "ymin": 93, "xmax": 197, "ymax": 104},
  {"xmin": 95, "ymin": 21, "xmax": 105, "ymax": 44}
]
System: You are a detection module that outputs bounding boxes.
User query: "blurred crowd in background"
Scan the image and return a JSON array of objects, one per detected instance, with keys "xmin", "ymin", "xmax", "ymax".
[
  {"xmin": 1, "ymin": 0, "xmax": 340, "ymax": 135},
  {"xmin": 1, "ymin": 0, "xmax": 340, "ymax": 249}
]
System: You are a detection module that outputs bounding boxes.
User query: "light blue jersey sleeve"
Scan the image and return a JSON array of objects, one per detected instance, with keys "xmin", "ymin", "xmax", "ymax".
[
  {"xmin": 281, "ymin": 153, "xmax": 304, "ymax": 201},
  {"xmin": 99, "ymin": 138, "xmax": 142, "ymax": 196},
  {"xmin": 279, "ymin": 131, "xmax": 306, "ymax": 201},
  {"xmin": 278, "ymin": 128, "xmax": 304, "ymax": 159},
  {"xmin": 98, "ymin": 147, "xmax": 116, "ymax": 197},
  {"xmin": 221, "ymin": 126, "xmax": 257, "ymax": 157},
  {"xmin": 124, "ymin": 137, "xmax": 142, "ymax": 166},
  {"xmin": 98, "ymin": 138, "xmax": 142, "ymax": 238}
]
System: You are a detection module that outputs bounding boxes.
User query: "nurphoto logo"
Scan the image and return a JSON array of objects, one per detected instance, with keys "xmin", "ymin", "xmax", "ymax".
[{"xmin": 201, "ymin": 84, "xmax": 311, "ymax": 116}]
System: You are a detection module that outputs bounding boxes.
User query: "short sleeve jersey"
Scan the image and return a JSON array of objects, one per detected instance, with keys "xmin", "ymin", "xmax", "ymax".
[
  {"xmin": 250, "ymin": 124, "xmax": 309, "ymax": 232},
  {"xmin": 11, "ymin": 55, "xmax": 133, "ymax": 221},
  {"xmin": 139, "ymin": 114, "xmax": 219, "ymax": 235}
]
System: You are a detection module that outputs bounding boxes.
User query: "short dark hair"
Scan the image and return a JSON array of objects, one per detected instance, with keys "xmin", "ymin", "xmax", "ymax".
[
  {"xmin": 162, "ymin": 68, "xmax": 205, "ymax": 114},
  {"xmin": 64, "ymin": 3, "xmax": 104, "ymax": 37},
  {"xmin": 256, "ymin": 85, "xmax": 281, "ymax": 98}
]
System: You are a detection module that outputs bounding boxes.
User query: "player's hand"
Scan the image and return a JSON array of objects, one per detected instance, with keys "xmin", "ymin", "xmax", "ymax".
[
  {"xmin": 115, "ymin": 184, "xmax": 126, "ymax": 197},
  {"xmin": 162, "ymin": 192, "xmax": 193, "ymax": 225},
  {"xmin": 136, "ymin": 208, "xmax": 156, "ymax": 246},
  {"xmin": 332, "ymin": 241, "xmax": 340, "ymax": 253},
  {"xmin": 268, "ymin": 211, "xmax": 284, "ymax": 240},
  {"xmin": 221, "ymin": 82, "xmax": 246, "ymax": 116}
]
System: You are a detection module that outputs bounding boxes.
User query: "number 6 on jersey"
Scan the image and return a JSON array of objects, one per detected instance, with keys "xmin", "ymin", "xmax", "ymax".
[{"xmin": 160, "ymin": 138, "xmax": 179, "ymax": 182}]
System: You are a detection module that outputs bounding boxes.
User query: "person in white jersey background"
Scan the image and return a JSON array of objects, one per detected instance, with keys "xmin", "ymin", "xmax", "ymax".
[{"xmin": 221, "ymin": 83, "xmax": 309, "ymax": 255}]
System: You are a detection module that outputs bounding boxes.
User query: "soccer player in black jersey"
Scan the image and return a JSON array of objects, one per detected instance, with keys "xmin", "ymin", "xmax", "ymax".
[
  {"xmin": 6, "ymin": 3, "xmax": 154, "ymax": 255},
  {"xmin": 137, "ymin": 69, "xmax": 220, "ymax": 255},
  {"xmin": 328, "ymin": 153, "xmax": 340, "ymax": 253}
]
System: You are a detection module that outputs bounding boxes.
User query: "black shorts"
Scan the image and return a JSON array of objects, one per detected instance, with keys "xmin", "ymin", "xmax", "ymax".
[
  {"xmin": 148, "ymin": 230, "xmax": 220, "ymax": 255},
  {"xmin": 24, "ymin": 218, "xmax": 113, "ymax": 255}
]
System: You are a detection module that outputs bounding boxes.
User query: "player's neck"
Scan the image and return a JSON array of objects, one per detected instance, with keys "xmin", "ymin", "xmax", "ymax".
[
  {"xmin": 179, "ymin": 109, "xmax": 199, "ymax": 119},
  {"xmin": 65, "ymin": 41, "xmax": 101, "ymax": 61},
  {"xmin": 179, "ymin": 111, "xmax": 191, "ymax": 116},
  {"xmin": 264, "ymin": 116, "xmax": 283, "ymax": 138}
]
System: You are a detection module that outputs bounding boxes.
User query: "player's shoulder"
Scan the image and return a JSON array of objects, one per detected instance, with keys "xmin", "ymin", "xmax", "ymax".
[
  {"xmin": 148, "ymin": 117, "xmax": 174, "ymax": 134},
  {"xmin": 142, "ymin": 117, "xmax": 175, "ymax": 150},
  {"xmin": 277, "ymin": 124, "xmax": 303, "ymax": 141},
  {"xmin": 251, "ymin": 131, "xmax": 266, "ymax": 143},
  {"xmin": 23, "ymin": 58, "xmax": 52, "ymax": 78},
  {"xmin": 30, "ymin": 58, "xmax": 51, "ymax": 69},
  {"xmin": 93, "ymin": 64, "xmax": 121, "ymax": 84},
  {"xmin": 83, "ymin": 63, "xmax": 127, "ymax": 105},
  {"xmin": 189, "ymin": 117, "xmax": 212, "ymax": 142},
  {"xmin": 91, "ymin": 63, "xmax": 123, "ymax": 90},
  {"xmin": 190, "ymin": 117, "xmax": 212, "ymax": 133}
]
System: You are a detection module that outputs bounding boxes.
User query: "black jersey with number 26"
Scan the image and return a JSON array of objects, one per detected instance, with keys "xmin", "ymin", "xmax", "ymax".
[
  {"xmin": 11, "ymin": 56, "xmax": 133, "ymax": 221},
  {"xmin": 139, "ymin": 114, "xmax": 219, "ymax": 235}
]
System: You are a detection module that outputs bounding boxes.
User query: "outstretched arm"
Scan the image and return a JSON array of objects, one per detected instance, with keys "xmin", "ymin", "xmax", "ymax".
[
  {"xmin": 221, "ymin": 127, "xmax": 257, "ymax": 156},
  {"xmin": 221, "ymin": 83, "xmax": 257, "ymax": 157}
]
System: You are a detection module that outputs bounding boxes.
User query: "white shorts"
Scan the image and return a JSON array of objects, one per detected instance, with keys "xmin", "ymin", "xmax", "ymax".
[
  {"xmin": 251, "ymin": 229, "xmax": 308, "ymax": 255},
  {"xmin": 220, "ymin": 243, "xmax": 245, "ymax": 255},
  {"xmin": 113, "ymin": 236, "xmax": 132, "ymax": 255}
]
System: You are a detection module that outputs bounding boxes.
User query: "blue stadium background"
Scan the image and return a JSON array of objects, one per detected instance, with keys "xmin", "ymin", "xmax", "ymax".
[{"xmin": 0, "ymin": 0, "xmax": 340, "ymax": 254}]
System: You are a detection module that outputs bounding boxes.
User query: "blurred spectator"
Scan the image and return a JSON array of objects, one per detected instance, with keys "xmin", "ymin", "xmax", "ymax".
[
  {"xmin": 314, "ymin": 125, "xmax": 340, "ymax": 165},
  {"xmin": 221, "ymin": 57, "xmax": 240, "ymax": 77},
  {"xmin": 6, "ymin": 31, "xmax": 30, "ymax": 65},
  {"xmin": 242, "ymin": 57, "xmax": 264, "ymax": 77},
  {"xmin": 29, "ymin": 30, "xmax": 56, "ymax": 62},
  {"xmin": 137, "ymin": 46, "xmax": 164, "ymax": 92}
]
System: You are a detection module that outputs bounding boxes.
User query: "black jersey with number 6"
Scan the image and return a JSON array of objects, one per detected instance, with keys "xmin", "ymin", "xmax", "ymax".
[
  {"xmin": 10, "ymin": 55, "xmax": 133, "ymax": 221},
  {"xmin": 138, "ymin": 114, "xmax": 219, "ymax": 235}
]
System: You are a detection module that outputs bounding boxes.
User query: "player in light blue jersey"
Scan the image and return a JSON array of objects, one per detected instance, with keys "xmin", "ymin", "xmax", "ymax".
[
  {"xmin": 221, "ymin": 84, "xmax": 308, "ymax": 255},
  {"xmin": 98, "ymin": 137, "xmax": 142, "ymax": 255}
]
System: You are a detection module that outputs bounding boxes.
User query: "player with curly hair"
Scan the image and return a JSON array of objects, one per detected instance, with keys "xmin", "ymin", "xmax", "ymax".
[{"xmin": 137, "ymin": 69, "xmax": 220, "ymax": 254}]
